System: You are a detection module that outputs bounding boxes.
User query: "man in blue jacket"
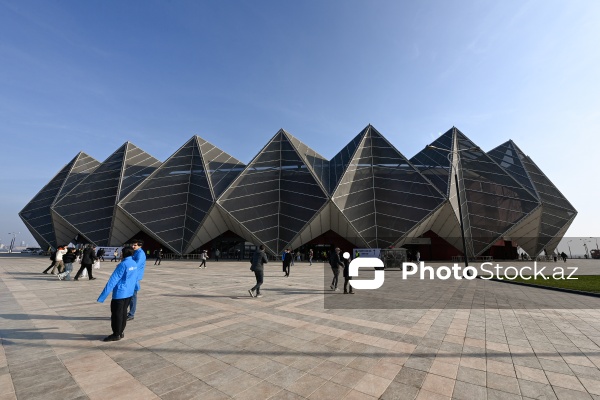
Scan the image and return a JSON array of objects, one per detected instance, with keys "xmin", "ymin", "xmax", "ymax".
[
  {"xmin": 127, "ymin": 239, "xmax": 146, "ymax": 321},
  {"xmin": 97, "ymin": 247, "xmax": 137, "ymax": 342}
]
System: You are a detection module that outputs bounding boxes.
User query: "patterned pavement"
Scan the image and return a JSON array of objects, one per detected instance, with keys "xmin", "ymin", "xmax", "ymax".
[{"xmin": 1, "ymin": 255, "xmax": 600, "ymax": 399}]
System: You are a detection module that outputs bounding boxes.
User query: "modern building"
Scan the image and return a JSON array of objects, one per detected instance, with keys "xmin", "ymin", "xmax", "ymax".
[{"xmin": 19, "ymin": 126, "xmax": 577, "ymax": 260}]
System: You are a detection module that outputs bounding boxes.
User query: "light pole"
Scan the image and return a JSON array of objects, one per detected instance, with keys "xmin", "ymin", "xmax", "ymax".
[
  {"xmin": 8, "ymin": 232, "xmax": 19, "ymax": 253},
  {"xmin": 568, "ymin": 240, "xmax": 573, "ymax": 259},
  {"xmin": 426, "ymin": 145, "xmax": 479, "ymax": 272}
]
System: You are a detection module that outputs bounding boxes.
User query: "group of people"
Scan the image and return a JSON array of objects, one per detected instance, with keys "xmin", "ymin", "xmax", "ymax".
[
  {"xmin": 247, "ymin": 246, "xmax": 355, "ymax": 298},
  {"xmin": 41, "ymin": 240, "xmax": 147, "ymax": 342},
  {"xmin": 42, "ymin": 244, "xmax": 99, "ymax": 281}
]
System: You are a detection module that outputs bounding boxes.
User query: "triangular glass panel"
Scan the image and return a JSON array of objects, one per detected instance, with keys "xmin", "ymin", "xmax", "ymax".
[
  {"xmin": 409, "ymin": 128, "xmax": 454, "ymax": 196},
  {"xmin": 454, "ymin": 129, "xmax": 540, "ymax": 255},
  {"xmin": 120, "ymin": 137, "xmax": 214, "ymax": 254},
  {"xmin": 219, "ymin": 130, "xmax": 329, "ymax": 255},
  {"xmin": 53, "ymin": 143, "xmax": 160, "ymax": 247},
  {"xmin": 333, "ymin": 126, "xmax": 446, "ymax": 248},
  {"xmin": 20, "ymin": 152, "xmax": 99, "ymax": 248},
  {"xmin": 119, "ymin": 143, "xmax": 161, "ymax": 200}
]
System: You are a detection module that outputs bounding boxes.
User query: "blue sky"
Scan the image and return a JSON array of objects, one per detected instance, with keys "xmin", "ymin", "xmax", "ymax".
[{"xmin": 1, "ymin": 0, "xmax": 599, "ymax": 252}]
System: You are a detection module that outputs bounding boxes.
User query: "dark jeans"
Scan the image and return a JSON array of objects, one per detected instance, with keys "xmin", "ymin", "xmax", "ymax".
[
  {"xmin": 251, "ymin": 269, "xmax": 264, "ymax": 294},
  {"xmin": 128, "ymin": 290, "xmax": 138, "ymax": 317},
  {"xmin": 43, "ymin": 261, "xmax": 56, "ymax": 273},
  {"xmin": 344, "ymin": 277, "xmax": 353, "ymax": 293},
  {"xmin": 331, "ymin": 267, "xmax": 340, "ymax": 288},
  {"xmin": 154, "ymin": 257, "xmax": 161, "ymax": 265},
  {"xmin": 111, "ymin": 297, "xmax": 132, "ymax": 337},
  {"xmin": 284, "ymin": 263, "xmax": 290, "ymax": 276},
  {"xmin": 74, "ymin": 263, "xmax": 93, "ymax": 279}
]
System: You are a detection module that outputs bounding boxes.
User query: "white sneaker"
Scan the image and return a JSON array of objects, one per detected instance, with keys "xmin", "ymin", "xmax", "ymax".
[
  {"xmin": 256, "ymin": 294, "xmax": 263, "ymax": 298},
  {"xmin": 57, "ymin": 274, "xmax": 63, "ymax": 280}
]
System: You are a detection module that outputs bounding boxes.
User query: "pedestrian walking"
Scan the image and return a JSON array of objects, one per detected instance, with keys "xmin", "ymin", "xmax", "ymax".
[
  {"xmin": 58, "ymin": 248, "xmax": 77, "ymax": 281},
  {"xmin": 42, "ymin": 249, "xmax": 58, "ymax": 274},
  {"xmin": 249, "ymin": 245, "xmax": 268, "ymax": 298},
  {"xmin": 127, "ymin": 239, "xmax": 146, "ymax": 321},
  {"xmin": 74, "ymin": 245, "xmax": 97, "ymax": 281},
  {"xmin": 45, "ymin": 246, "xmax": 67, "ymax": 274},
  {"xmin": 561, "ymin": 252, "xmax": 568, "ymax": 262},
  {"xmin": 215, "ymin": 249, "xmax": 220, "ymax": 261},
  {"xmin": 111, "ymin": 249, "xmax": 119, "ymax": 262},
  {"xmin": 199, "ymin": 250, "xmax": 207, "ymax": 268},
  {"xmin": 329, "ymin": 247, "xmax": 343, "ymax": 291},
  {"xmin": 97, "ymin": 246, "xmax": 138, "ymax": 342},
  {"xmin": 342, "ymin": 251, "xmax": 354, "ymax": 294},
  {"xmin": 154, "ymin": 248, "xmax": 163, "ymax": 265},
  {"xmin": 283, "ymin": 248, "xmax": 292, "ymax": 277},
  {"xmin": 308, "ymin": 249, "xmax": 313, "ymax": 266},
  {"xmin": 97, "ymin": 248, "xmax": 105, "ymax": 262}
]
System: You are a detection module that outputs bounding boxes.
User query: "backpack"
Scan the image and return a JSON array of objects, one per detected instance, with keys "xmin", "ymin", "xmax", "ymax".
[{"xmin": 50, "ymin": 251, "xmax": 57, "ymax": 261}]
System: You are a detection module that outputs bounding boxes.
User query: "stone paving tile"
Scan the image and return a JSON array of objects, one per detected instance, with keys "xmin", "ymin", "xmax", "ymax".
[
  {"xmin": 415, "ymin": 388, "xmax": 450, "ymax": 399},
  {"xmin": 380, "ymin": 381, "xmax": 419, "ymax": 400},
  {"xmin": 421, "ymin": 373, "xmax": 455, "ymax": 397},
  {"xmin": 234, "ymin": 379, "xmax": 283, "ymax": 400},
  {"xmin": 486, "ymin": 387, "xmax": 522, "ymax": 400},
  {"xmin": 286, "ymin": 373, "xmax": 326, "ymax": 397},
  {"xmin": 160, "ymin": 379, "xmax": 213, "ymax": 400},
  {"xmin": 4, "ymin": 258, "xmax": 600, "ymax": 399},
  {"xmin": 307, "ymin": 380, "xmax": 351, "ymax": 399},
  {"xmin": 452, "ymin": 380, "xmax": 487, "ymax": 400},
  {"xmin": 456, "ymin": 366, "xmax": 486, "ymax": 386},
  {"xmin": 553, "ymin": 386, "xmax": 594, "ymax": 400},
  {"xmin": 518, "ymin": 379, "xmax": 557, "ymax": 400},
  {"xmin": 353, "ymin": 372, "xmax": 392, "ymax": 398}
]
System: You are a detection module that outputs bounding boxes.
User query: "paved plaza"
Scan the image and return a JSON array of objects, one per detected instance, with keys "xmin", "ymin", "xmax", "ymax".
[{"xmin": 2, "ymin": 255, "xmax": 600, "ymax": 399}]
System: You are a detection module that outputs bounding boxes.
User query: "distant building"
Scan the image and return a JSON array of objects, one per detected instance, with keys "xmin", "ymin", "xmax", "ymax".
[{"xmin": 19, "ymin": 126, "xmax": 576, "ymax": 260}]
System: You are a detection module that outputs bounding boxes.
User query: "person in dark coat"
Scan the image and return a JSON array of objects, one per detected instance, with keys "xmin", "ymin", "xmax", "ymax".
[
  {"xmin": 74, "ymin": 245, "xmax": 97, "ymax": 281},
  {"xmin": 342, "ymin": 251, "xmax": 354, "ymax": 294},
  {"xmin": 283, "ymin": 248, "xmax": 292, "ymax": 277},
  {"xmin": 329, "ymin": 247, "xmax": 344, "ymax": 291},
  {"xmin": 249, "ymin": 245, "xmax": 268, "ymax": 298},
  {"xmin": 154, "ymin": 248, "xmax": 163, "ymax": 265},
  {"xmin": 58, "ymin": 248, "xmax": 77, "ymax": 281}
]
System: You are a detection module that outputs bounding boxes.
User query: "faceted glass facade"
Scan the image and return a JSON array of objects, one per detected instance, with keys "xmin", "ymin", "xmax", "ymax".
[
  {"xmin": 20, "ymin": 126, "xmax": 577, "ymax": 257},
  {"xmin": 488, "ymin": 140, "xmax": 577, "ymax": 255}
]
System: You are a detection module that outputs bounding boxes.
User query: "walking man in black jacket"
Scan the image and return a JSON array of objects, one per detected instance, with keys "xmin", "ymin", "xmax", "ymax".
[
  {"xmin": 74, "ymin": 245, "xmax": 97, "ymax": 281},
  {"xmin": 329, "ymin": 247, "xmax": 344, "ymax": 291},
  {"xmin": 283, "ymin": 248, "xmax": 292, "ymax": 277},
  {"xmin": 249, "ymin": 245, "xmax": 268, "ymax": 298}
]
